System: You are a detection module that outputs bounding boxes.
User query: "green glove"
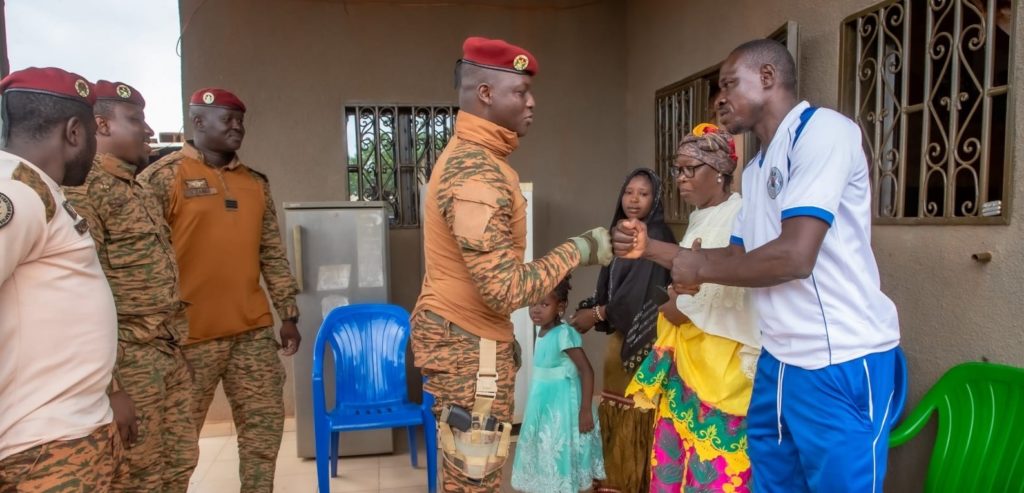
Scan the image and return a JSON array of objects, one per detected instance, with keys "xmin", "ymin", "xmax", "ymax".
[{"xmin": 570, "ymin": 227, "xmax": 613, "ymax": 267}]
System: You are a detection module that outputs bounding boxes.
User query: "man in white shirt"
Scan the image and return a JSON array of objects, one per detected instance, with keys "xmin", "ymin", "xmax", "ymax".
[
  {"xmin": 0, "ymin": 67, "xmax": 123, "ymax": 492},
  {"xmin": 613, "ymin": 40, "xmax": 905, "ymax": 492}
]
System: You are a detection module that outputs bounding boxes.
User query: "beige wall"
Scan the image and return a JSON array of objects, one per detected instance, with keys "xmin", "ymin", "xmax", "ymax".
[
  {"xmin": 178, "ymin": 0, "xmax": 628, "ymax": 425},
  {"xmin": 624, "ymin": 0, "xmax": 1024, "ymax": 489},
  {"xmin": 180, "ymin": 0, "xmax": 1024, "ymax": 482}
]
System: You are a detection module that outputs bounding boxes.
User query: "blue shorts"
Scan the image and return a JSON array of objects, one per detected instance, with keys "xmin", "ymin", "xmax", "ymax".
[{"xmin": 748, "ymin": 347, "xmax": 907, "ymax": 493}]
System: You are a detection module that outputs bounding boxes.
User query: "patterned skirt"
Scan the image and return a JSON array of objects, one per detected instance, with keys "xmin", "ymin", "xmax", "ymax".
[{"xmin": 627, "ymin": 317, "xmax": 753, "ymax": 493}]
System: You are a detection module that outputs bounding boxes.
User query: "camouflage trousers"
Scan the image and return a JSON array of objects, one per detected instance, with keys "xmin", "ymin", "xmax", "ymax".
[
  {"xmin": 411, "ymin": 311, "xmax": 520, "ymax": 493},
  {"xmin": 183, "ymin": 327, "xmax": 285, "ymax": 493},
  {"xmin": 0, "ymin": 423, "xmax": 122, "ymax": 493},
  {"xmin": 112, "ymin": 342, "xmax": 198, "ymax": 493}
]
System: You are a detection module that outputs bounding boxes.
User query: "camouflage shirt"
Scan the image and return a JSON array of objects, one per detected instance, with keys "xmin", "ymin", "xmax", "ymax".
[
  {"xmin": 414, "ymin": 112, "xmax": 581, "ymax": 342},
  {"xmin": 65, "ymin": 153, "xmax": 186, "ymax": 345}
]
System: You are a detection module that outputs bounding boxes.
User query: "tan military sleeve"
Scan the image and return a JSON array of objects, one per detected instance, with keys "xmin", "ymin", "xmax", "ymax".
[
  {"xmin": 138, "ymin": 157, "xmax": 177, "ymax": 221},
  {"xmin": 440, "ymin": 170, "xmax": 581, "ymax": 316},
  {"xmin": 63, "ymin": 185, "xmax": 106, "ymax": 248},
  {"xmin": 255, "ymin": 174, "xmax": 300, "ymax": 321}
]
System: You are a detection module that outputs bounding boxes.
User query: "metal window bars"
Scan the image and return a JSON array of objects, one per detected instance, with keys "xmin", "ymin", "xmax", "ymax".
[
  {"xmin": 839, "ymin": 0, "xmax": 1015, "ymax": 224},
  {"xmin": 345, "ymin": 105, "xmax": 457, "ymax": 228}
]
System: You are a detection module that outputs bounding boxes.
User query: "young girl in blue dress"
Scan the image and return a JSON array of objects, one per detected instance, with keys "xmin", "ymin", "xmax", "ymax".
[{"xmin": 511, "ymin": 276, "xmax": 606, "ymax": 493}]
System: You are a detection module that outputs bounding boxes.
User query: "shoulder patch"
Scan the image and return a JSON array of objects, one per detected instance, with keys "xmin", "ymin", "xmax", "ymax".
[
  {"xmin": 453, "ymin": 179, "xmax": 504, "ymax": 207},
  {"xmin": 450, "ymin": 179, "xmax": 507, "ymax": 248},
  {"xmin": 0, "ymin": 192, "xmax": 13, "ymax": 229},
  {"xmin": 11, "ymin": 163, "xmax": 56, "ymax": 222}
]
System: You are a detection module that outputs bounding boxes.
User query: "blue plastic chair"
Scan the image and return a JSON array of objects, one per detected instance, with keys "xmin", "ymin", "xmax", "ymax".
[{"xmin": 312, "ymin": 304, "xmax": 437, "ymax": 493}]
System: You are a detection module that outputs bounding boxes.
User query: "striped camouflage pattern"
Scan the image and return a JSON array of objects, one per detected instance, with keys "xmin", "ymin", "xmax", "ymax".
[
  {"xmin": 435, "ymin": 141, "xmax": 580, "ymax": 315},
  {"xmin": 184, "ymin": 327, "xmax": 284, "ymax": 493},
  {"xmin": 63, "ymin": 154, "xmax": 197, "ymax": 491},
  {"xmin": 64, "ymin": 154, "xmax": 187, "ymax": 345},
  {"xmin": 11, "ymin": 163, "xmax": 56, "ymax": 222},
  {"xmin": 411, "ymin": 311, "xmax": 519, "ymax": 493},
  {"xmin": 0, "ymin": 423, "xmax": 122, "ymax": 493},
  {"xmin": 413, "ymin": 114, "xmax": 578, "ymax": 491},
  {"xmin": 248, "ymin": 167, "xmax": 300, "ymax": 321},
  {"xmin": 111, "ymin": 343, "xmax": 197, "ymax": 492}
]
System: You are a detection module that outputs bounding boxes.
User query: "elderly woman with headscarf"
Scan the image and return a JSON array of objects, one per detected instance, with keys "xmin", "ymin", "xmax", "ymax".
[
  {"xmin": 571, "ymin": 167, "xmax": 675, "ymax": 493},
  {"xmin": 626, "ymin": 123, "xmax": 760, "ymax": 493}
]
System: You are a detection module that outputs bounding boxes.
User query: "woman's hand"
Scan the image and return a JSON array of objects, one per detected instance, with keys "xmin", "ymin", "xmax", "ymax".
[
  {"xmin": 660, "ymin": 285, "xmax": 690, "ymax": 325},
  {"xmin": 570, "ymin": 307, "xmax": 600, "ymax": 334}
]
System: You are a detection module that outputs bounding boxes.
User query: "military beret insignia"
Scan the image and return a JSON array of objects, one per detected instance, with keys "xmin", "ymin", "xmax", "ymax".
[
  {"xmin": 0, "ymin": 67, "xmax": 97, "ymax": 106},
  {"xmin": 189, "ymin": 88, "xmax": 247, "ymax": 112},
  {"xmin": 460, "ymin": 37, "xmax": 539, "ymax": 76},
  {"xmin": 513, "ymin": 55, "xmax": 529, "ymax": 72},
  {"xmin": 74, "ymin": 79, "xmax": 90, "ymax": 98}
]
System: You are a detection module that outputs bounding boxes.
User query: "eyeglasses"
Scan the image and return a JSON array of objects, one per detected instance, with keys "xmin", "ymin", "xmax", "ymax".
[{"xmin": 670, "ymin": 163, "xmax": 710, "ymax": 179}]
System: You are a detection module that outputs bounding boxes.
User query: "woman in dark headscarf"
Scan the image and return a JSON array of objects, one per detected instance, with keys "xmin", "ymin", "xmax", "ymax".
[{"xmin": 572, "ymin": 167, "xmax": 675, "ymax": 493}]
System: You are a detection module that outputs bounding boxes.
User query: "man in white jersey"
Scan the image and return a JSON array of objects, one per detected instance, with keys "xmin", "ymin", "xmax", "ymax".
[
  {"xmin": 613, "ymin": 39, "xmax": 905, "ymax": 492},
  {"xmin": 0, "ymin": 67, "xmax": 125, "ymax": 492}
]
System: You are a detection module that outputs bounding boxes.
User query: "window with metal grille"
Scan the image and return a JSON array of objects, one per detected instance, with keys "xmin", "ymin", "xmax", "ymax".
[
  {"xmin": 839, "ymin": 0, "xmax": 1014, "ymax": 224},
  {"xmin": 345, "ymin": 105, "xmax": 457, "ymax": 228},
  {"xmin": 655, "ymin": 76, "xmax": 714, "ymax": 225}
]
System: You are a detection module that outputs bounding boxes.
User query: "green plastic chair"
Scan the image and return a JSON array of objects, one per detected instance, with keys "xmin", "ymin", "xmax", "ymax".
[{"xmin": 889, "ymin": 362, "xmax": 1024, "ymax": 492}]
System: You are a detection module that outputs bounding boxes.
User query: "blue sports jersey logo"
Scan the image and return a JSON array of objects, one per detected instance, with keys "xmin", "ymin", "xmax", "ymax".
[{"xmin": 768, "ymin": 166, "xmax": 784, "ymax": 199}]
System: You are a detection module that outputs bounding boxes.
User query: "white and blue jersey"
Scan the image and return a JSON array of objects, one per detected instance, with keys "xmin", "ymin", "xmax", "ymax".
[
  {"xmin": 737, "ymin": 102, "xmax": 907, "ymax": 493},
  {"xmin": 730, "ymin": 101, "xmax": 900, "ymax": 370}
]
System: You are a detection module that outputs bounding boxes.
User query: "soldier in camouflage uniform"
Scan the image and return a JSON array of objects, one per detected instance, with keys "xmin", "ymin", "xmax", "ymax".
[
  {"xmin": 64, "ymin": 80, "xmax": 199, "ymax": 492},
  {"xmin": 413, "ymin": 37, "xmax": 613, "ymax": 492},
  {"xmin": 0, "ymin": 69, "xmax": 124, "ymax": 493},
  {"xmin": 139, "ymin": 88, "xmax": 300, "ymax": 493}
]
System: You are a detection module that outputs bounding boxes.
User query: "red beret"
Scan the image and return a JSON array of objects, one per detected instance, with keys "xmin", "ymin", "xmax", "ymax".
[
  {"xmin": 189, "ymin": 88, "xmax": 246, "ymax": 112},
  {"xmin": 461, "ymin": 37, "xmax": 538, "ymax": 76},
  {"xmin": 94, "ymin": 80, "xmax": 145, "ymax": 108},
  {"xmin": 0, "ymin": 67, "xmax": 96, "ymax": 107}
]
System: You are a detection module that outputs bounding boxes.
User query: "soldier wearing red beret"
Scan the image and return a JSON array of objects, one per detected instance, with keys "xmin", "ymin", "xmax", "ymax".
[
  {"xmin": 140, "ymin": 88, "xmax": 300, "ymax": 493},
  {"xmin": 65, "ymin": 80, "xmax": 201, "ymax": 492},
  {"xmin": 411, "ymin": 37, "xmax": 612, "ymax": 492},
  {"xmin": 0, "ymin": 68, "xmax": 123, "ymax": 491}
]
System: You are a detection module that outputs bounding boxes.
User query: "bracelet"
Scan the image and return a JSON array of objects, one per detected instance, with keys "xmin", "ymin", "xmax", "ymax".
[{"xmin": 593, "ymin": 305, "xmax": 605, "ymax": 323}]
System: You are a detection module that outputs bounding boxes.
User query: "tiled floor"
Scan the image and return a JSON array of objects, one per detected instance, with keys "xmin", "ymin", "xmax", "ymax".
[{"xmin": 187, "ymin": 422, "xmax": 517, "ymax": 493}]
